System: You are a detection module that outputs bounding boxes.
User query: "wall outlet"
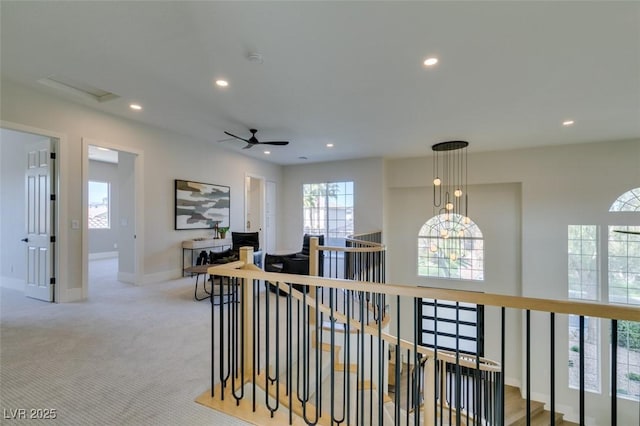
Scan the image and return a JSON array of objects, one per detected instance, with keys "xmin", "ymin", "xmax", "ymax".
[
  {"xmin": 71, "ymin": 219, "xmax": 80, "ymax": 229},
  {"xmin": 113, "ymin": 243, "xmax": 118, "ymax": 249}
]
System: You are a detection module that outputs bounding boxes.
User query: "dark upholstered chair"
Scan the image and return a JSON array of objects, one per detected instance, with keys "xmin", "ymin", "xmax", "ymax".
[
  {"xmin": 264, "ymin": 234, "xmax": 324, "ymax": 295},
  {"xmin": 268, "ymin": 257, "xmax": 310, "ymax": 295},
  {"xmin": 231, "ymin": 231, "xmax": 263, "ymax": 267}
]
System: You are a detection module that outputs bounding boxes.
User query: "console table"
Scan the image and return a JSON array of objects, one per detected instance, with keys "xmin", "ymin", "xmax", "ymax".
[{"xmin": 182, "ymin": 238, "xmax": 232, "ymax": 276}]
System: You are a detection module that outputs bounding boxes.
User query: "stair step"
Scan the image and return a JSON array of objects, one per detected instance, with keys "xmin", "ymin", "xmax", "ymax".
[{"xmin": 504, "ymin": 385, "xmax": 571, "ymax": 426}]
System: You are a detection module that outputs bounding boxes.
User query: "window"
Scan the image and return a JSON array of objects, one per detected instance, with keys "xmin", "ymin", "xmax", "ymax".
[
  {"xmin": 303, "ymin": 182, "xmax": 353, "ymax": 245},
  {"xmin": 417, "ymin": 214, "xmax": 484, "ymax": 280},
  {"xmin": 608, "ymin": 226, "xmax": 640, "ymax": 306},
  {"xmin": 567, "ymin": 225, "xmax": 600, "ymax": 392},
  {"xmin": 609, "ymin": 188, "xmax": 640, "ymax": 212},
  {"xmin": 568, "ymin": 225, "xmax": 599, "ymax": 301},
  {"xmin": 608, "ymin": 189, "xmax": 640, "ymax": 400},
  {"xmin": 566, "ymin": 187, "xmax": 640, "ymax": 401},
  {"xmin": 88, "ymin": 181, "xmax": 110, "ymax": 229}
]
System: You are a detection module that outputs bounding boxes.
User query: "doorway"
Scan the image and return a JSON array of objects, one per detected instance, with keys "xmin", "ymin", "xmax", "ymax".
[
  {"xmin": 0, "ymin": 126, "xmax": 60, "ymax": 302},
  {"xmin": 82, "ymin": 138, "xmax": 143, "ymax": 298},
  {"xmin": 245, "ymin": 175, "xmax": 276, "ymax": 253}
]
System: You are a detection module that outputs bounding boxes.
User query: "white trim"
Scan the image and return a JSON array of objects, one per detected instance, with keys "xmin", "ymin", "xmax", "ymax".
[
  {"xmin": 82, "ymin": 138, "xmax": 144, "ymax": 296},
  {"xmin": 1, "ymin": 120, "xmax": 68, "ymax": 303},
  {"xmin": 143, "ymin": 269, "xmax": 182, "ymax": 285},
  {"xmin": 117, "ymin": 271, "xmax": 135, "ymax": 284},
  {"xmin": 89, "ymin": 251, "xmax": 118, "ymax": 260}
]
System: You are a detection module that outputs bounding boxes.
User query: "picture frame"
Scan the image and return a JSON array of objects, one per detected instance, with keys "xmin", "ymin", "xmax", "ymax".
[{"xmin": 175, "ymin": 179, "xmax": 230, "ymax": 230}]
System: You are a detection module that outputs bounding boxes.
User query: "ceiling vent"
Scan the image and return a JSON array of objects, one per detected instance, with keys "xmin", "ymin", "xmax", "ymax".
[{"xmin": 37, "ymin": 75, "xmax": 120, "ymax": 103}]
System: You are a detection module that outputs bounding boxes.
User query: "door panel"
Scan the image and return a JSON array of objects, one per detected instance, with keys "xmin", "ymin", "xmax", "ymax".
[{"xmin": 24, "ymin": 139, "xmax": 53, "ymax": 301}]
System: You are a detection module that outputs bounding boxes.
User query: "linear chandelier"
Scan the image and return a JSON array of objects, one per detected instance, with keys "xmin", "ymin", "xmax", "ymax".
[{"xmin": 430, "ymin": 140, "xmax": 470, "ymax": 261}]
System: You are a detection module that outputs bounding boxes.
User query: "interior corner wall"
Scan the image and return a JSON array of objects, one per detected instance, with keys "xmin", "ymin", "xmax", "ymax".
[
  {"xmin": 279, "ymin": 157, "xmax": 385, "ymax": 251},
  {"xmin": 386, "ymin": 182, "xmax": 523, "ymax": 384},
  {"xmin": 0, "ymin": 78, "xmax": 282, "ymax": 294},
  {"xmin": 386, "ymin": 139, "xmax": 640, "ymax": 425}
]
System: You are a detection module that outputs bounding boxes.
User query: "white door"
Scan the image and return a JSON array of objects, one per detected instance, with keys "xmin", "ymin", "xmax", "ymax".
[
  {"xmin": 245, "ymin": 176, "xmax": 264, "ymax": 246},
  {"xmin": 265, "ymin": 181, "xmax": 276, "ymax": 253},
  {"xmin": 24, "ymin": 138, "xmax": 54, "ymax": 301}
]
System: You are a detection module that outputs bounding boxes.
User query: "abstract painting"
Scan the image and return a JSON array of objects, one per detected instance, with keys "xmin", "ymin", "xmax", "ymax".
[{"xmin": 175, "ymin": 179, "xmax": 230, "ymax": 230}]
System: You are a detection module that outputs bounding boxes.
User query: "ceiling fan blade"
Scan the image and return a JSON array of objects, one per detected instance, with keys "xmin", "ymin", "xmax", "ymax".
[
  {"xmin": 217, "ymin": 137, "xmax": 236, "ymax": 143},
  {"xmin": 614, "ymin": 230, "xmax": 640, "ymax": 235},
  {"xmin": 242, "ymin": 143, "xmax": 254, "ymax": 150},
  {"xmin": 261, "ymin": 141, "xmax": 289, "ymax": 146},
  {"xmin": 224, "ymin": 131, "xmax": 250, "ymax": 143}
]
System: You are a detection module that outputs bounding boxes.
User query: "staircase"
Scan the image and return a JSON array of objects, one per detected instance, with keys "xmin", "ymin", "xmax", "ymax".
[{"xmin": 505, "ymin": 385, "xmax": 577, "ymax": 426}]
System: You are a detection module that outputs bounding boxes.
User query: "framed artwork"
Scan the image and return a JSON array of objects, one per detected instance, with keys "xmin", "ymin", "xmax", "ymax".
[{"xmin": 175, "ymin": 179, "xmax": 230, "ymax": 230}]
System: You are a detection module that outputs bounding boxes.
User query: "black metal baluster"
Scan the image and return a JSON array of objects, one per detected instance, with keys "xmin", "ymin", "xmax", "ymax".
[
  {"xmin": 287, "ymin": 283, "xmax": 293, "ymax": 425},
  {"xmin": 612, "ymin": 319, "xmax": 617, "ymax": 426},
  {"xmin": 526, "ymin": 309, "xmax": 531, "ymax": 426},
  {"xmin": 455, "ymin": 302, "xmax": 461, "ymax": 426},
  {"xmin": 211, "ymin": 276, "xmax": 215, "ymax": 398},
  {"xmin": 550, "ymin": 312, "xmax": 555, "ymax": 426},
  {"xmin": 579, "ymin": 315, "xmax": 585, "ymax": 426},
  {"xmin": 496, "ymin": 307, "xmax": 503, "ymax": 425}
]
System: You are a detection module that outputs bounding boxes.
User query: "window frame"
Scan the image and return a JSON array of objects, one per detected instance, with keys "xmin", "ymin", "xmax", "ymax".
[
  {"xmin": 302, "ymin": 181, "xmax": 354, "ymax": 246},
  {"xmin": 417, "ymin": 213, "xmax": 484, "ymax": 281},
  {"xmin": 88, "ymin": 180, "xmax": 111, "ymax": 230}
]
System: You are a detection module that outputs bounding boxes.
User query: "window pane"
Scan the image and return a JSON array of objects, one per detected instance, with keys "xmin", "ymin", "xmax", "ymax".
[
  {"xmin": 568, "ymin": 316, "xmax": 600, "ymax": 393},
  {"xmin": 88, "ymin": 181, "xmax": 110, "ymax": 229},
  {"xmin": 615, "ymin": 321, "xmax": 640, "ymax": 400},
  {"xmin": 567, "ymin": 225, "xmax": 599, "ymax": 302}
]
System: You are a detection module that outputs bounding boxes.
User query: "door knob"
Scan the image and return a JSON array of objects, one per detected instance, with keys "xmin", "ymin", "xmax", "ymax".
[{"xmin": 21, "ymin": 238, "xmax": 29, "ymax": 243}]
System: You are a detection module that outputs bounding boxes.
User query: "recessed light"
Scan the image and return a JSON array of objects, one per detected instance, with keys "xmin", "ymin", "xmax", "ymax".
[
  {"xmin": 326, "ymin": 143, "xmax": 334, "ymax": 148},
  {"xmin": 129, "ymin": 104, "xmax": 142, "ymax": 110},
  {"xmin": 563, "ymin": 120, "xmax": 575, "ymax": 126},
  {"xmin": 215, "ymin": 79, "xmax": 229, "ymax": 87},
  {"xmin": 263, "ymin": 150, "xmax": 271, "ymax": 155},
  {"xmin": 423, "ymin": 57, "xmax": 439, "ymax": 67}
]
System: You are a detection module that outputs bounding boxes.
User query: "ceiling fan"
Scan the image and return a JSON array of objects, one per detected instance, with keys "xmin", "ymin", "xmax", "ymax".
[
  {"xmin": 222, "ymin": 129, "xmax": 289, "ymax": 150},
  {"xmin": 614, "ymin": 230, "xmax": 640, "ymax": 235}
]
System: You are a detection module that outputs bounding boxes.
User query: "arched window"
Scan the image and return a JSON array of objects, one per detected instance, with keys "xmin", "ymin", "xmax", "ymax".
[
  {"xmin": 609, "ymin": 187, "xmax": 640, "ymax": 212},
  {"xmin": 417, "ymin": 213, "xmax": 484, "ymax": 280}
]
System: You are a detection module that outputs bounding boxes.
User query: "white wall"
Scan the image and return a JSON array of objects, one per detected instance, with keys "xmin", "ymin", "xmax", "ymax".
[
  {"xmin": 387, "ymin": 182, "xmax": 523, "ymax": 383},
  {"xmin": 386, "ymin": 139, "xmax": 640, "ymax": 424},
  {"xmin": 1, "ymin": 79, "xmax": 282, "ymax": 296}
]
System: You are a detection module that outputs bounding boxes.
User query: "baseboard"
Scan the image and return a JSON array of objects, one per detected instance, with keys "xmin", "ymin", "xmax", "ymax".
[
  {"xmin": 89, "ymin": 251, "xmax": 118, "ymax": 260},
  {"xmin": 142, "ymin": 269, "xmax": 181, "ymax": 285},
  {"xmin": 118, "ymin": 271, "xmax": 135, "ymax": 284},
  {"xmin": 504, "ymin": 376, "xmax": 521, "ymax": 389},
  {"xmin": 62, "ymin": 287, "xmax": 83, "ymax": 303},
  {"xmin": 0, "ymin": 276, "xmax": 23, "ymax": 291}
]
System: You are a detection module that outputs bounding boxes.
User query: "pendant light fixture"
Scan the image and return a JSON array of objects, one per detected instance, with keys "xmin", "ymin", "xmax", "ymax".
[{"xmin": 430, "ymin": 140, "xmax": 470, "ymax": 261}]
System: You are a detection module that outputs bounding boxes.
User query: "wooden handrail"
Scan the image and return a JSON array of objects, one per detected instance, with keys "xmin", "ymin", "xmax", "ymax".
[
  {"xmin": 316, "ymin": 244, "xmax": 386, "ymax": 253},
  {"xmin": 209, "ymin": 266, "xmax": 640, "ymax": 322}
]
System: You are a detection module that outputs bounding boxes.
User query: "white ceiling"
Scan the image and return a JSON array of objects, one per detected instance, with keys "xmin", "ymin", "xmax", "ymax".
[{"xmin": 1, "ymin": 1, "xmax": 639, "ymax": 165}]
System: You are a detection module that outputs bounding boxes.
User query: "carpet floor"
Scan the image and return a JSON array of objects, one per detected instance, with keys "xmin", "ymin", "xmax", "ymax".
[{"xmin": 0, "ymin": 258, "xmax": 249, "ymax": 425}]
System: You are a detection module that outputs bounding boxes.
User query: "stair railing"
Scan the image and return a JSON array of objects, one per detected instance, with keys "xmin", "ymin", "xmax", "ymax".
[{"xmin": 199, "ymin": 244, "xmax": 640, "ymax": 425}]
